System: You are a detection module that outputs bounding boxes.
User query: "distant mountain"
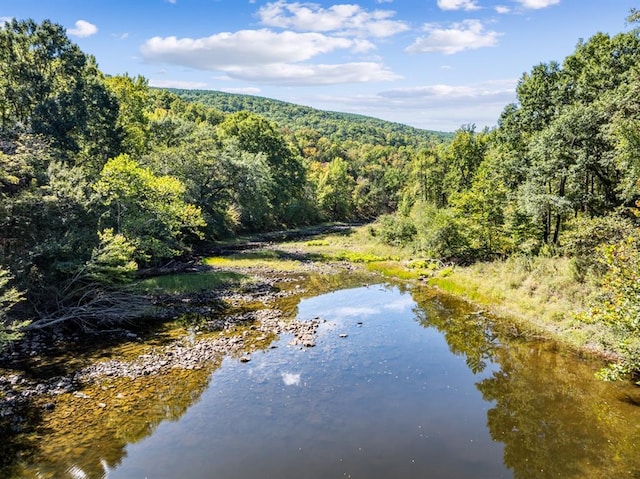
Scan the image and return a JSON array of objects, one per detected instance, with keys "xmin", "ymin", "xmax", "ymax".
[{"xmin": 166, "ymin": 89, "xmax": 453, "ymax": 147}]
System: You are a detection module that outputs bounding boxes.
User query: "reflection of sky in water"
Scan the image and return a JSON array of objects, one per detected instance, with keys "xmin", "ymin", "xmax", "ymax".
[
  {"xmin": 281, "ymin": 372, "xmax": 301, "ymax": 386},
  {"xmin": 324, "ymin": 292, "xmax": 415, "ymax": 321}
]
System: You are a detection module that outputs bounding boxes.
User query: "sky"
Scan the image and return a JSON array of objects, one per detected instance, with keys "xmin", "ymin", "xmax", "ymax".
[{"xmin": 1, "ymin": 1, "xmax": 637, "ymax": 132}]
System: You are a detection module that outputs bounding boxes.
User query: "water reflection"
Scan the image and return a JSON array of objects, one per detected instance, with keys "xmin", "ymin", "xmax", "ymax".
[
  {"xmin": 410, "ymin": 285, "xmax": 640, "ymax": 479},
  {"xmin": 281, "ymin": 372, "xmax": 301, "ymax": 386},
  {"xmin": 3, "ymin": 279, "xmax": 640, "ymax": 479}
]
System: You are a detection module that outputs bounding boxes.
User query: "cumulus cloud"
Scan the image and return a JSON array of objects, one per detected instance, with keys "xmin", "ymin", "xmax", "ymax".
[
  {"xmin": 257, "ymin": 1, "xmax": 408, "ymax": 38},
  {"xmin": 141, "ymin": 29, "xmax": 372, "ymax": 69},
  {"xmin": 437, "ymin": 0, "xmax": 480, "ymax": 11},
  {"xmin": 516, "ymin": 0, "xmax": 560, "ymax": 9},
  {"xmin": 68, "ymin": 20, "xmax": 98, "ymax": 38},
  {"xmin": 223, "ymin": 62, "xmax": 400, "ymax": 85},
  {"xmin": 406, "ymin": 20, "xmax": 501, "ymax": 55},
  {"xmin": 140, "ymin": 27, "xmax": 397, "ymax": 86},
  {"xmin": 148, "ymin": 79, "xmax": 208, "ymax": 89},
  {"xmin": 495, "ymin": 5, "xmax": 511, "ymax": 13}
]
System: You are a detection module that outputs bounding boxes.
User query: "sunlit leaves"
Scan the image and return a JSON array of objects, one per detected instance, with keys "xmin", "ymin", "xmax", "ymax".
[{"xmin": 94, "ymin": 154, "xmax": 205, "ymax": 263}]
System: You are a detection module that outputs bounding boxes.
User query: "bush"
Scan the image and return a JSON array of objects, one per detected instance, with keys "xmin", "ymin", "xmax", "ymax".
[
  {"xmin": 562, "ymin": 213, "xmax": 636, "ymax": 281},
  {"xmin": 411, "ymin": 203, "xmax": 470, "ymax": 262},
  {"xmin": 376, "ymin": 214, "xmax": 417, "ymax": 247},
  {"xmin": 576, "ymin": 233, "xmax": 640, "ymax": 382}
]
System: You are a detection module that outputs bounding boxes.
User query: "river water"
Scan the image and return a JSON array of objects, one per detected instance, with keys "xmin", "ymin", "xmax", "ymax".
[{"xmin": 6, "ymin": 280, "xmax": 640, "ymax": 478}]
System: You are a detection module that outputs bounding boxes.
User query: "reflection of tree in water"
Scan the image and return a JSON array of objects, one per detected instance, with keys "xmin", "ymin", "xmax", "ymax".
[
  {"xmin": 478, "ymin": 341, "xmax": 640, "ymax": 479},
  {"xmin": 15, "ymin": 363, "xmax": 217, "ymax": 479},
  {"xmin": 411, "ymin": 285, "xmax": 640, "ymax": 479},
  {"xmin": 411, "ymin": 286, "xmax": 499, "ymax": 374}
]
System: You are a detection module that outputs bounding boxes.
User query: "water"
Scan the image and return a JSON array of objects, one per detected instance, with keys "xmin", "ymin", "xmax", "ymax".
[{"xmin": 6, "ymin": 282, "xmax": 640, "ymax": 478}]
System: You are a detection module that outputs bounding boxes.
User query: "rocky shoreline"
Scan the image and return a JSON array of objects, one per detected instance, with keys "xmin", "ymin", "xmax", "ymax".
[{"xmin": 0, "ymin": 264, "xmax": 337, "ymax": 432}]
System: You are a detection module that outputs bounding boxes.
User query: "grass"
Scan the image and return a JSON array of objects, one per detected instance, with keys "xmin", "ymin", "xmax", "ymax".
[
  {"xmin": 204, "ymin": 250, "xmax": 307, "ymax": 271},
  {"xmin": 426, "ymin": 255, "xmax": 617, "ymax": 355},
  {"xmin": 133, "ymin": 271, "xmax": 248, "ymax": 294}
]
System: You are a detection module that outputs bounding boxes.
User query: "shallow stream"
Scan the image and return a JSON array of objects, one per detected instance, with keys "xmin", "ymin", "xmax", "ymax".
[{"xmin": 5, "ymin": 279, "xmax": 640, "ymax": 478}]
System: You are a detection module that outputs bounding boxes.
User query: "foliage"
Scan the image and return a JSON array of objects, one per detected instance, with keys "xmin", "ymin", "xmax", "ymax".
[
  {"xmin": 375, "ymin": 214, "xmax": 417, "ymax": 247},
  {"xmin": 0, "ymin": 267, "xmax": 25, "ymax": 344},
  {"xmin": 167, "ymin": 88, "xmax": 451, "ymax": 147},
  {"xmin": 561, "ymin": 213, "xmax": 636, "ymax": 281},
  {"xmin": 85, "ymin": 228, "xmax": 138, "ymax": 285},
  {"xmin": 94, "ymin": 154, "xmax": 205, "ymax": 264},
  {"xmin": 576, "ymin": 234, "xmax": 640, "ymax": 382}
]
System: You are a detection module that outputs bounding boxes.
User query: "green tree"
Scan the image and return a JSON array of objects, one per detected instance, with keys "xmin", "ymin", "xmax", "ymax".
[
  {"xmin": 0, "ymin": 19, "xmax": 121, "ymax": 165},
  {"xmin": 94, "ymin": 154, "xmax": 205, "ymax": 264},
  {"xmin": 105, "ymin": 74, "xmax": 150, "ymax": 157},
  {"xmin": 316, "ymin": 157, "xmax": 355, "ymax": 221},
  {"xmin": 0, "ymin": 267, "xmax": 25, "ymax": 345}
]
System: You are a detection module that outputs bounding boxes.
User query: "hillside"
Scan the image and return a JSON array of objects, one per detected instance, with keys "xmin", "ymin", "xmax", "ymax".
[{"xmin": 166, "ymin": 88, "xmax": 452, "ymax": 147}]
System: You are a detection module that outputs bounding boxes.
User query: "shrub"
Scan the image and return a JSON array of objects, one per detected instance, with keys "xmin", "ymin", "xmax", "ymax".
[{"xmin": 376, "ymin": 214, "xmax": 417, "ymax": 247}]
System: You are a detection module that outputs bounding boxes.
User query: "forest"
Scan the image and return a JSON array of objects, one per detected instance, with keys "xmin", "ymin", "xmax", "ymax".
[{"xmin": 2, "ymin": 16, "xmax": 640, "ymax": 378}]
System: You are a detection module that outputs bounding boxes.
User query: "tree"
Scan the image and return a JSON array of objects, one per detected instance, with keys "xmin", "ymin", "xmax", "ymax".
[
  {"xmin": 94, "ymin": 154, "xmax": 205, "ymax": 264},
  {"xmin": 105, "ymin": 74, "xmax": 150, "ymax": 157},
  {"xmin": 0, "ymin": 19, "xmax": 121, "ymax": 165},
  {"xmin": 216, "ymin": 111, "xmax": 307, "ymax": 226},
  {"xmin": 315, "ymin": 157, "xmax": 355, "ymax": 221},
  {"xmin": 0, "ymin": 267, "xmax": 25, "ymax": 345}
]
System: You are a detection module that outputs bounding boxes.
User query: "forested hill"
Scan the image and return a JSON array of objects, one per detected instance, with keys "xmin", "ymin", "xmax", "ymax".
[{"xmin": 166, "ymin": 88, "xmax": 452, "ymax": 147}]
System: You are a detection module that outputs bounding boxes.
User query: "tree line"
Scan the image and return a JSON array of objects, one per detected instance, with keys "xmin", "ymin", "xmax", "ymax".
[{"xmin": 2, "ymin": 16, "xmax": 640, "ymax": 377}]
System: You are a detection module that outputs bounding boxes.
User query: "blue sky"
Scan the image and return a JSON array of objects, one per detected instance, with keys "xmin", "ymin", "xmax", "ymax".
[{"xmin": 1, "ymin": 0, "xmax": 637, "ymax": 132}]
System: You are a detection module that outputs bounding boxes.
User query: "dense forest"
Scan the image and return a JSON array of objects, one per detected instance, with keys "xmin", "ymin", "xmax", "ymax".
[
  {"xmin": 2, "ymin": 15, "xmax": 640, "ymax": 377},
  {"xmin": 168, "ymin": 88, "xmax": 452, "ymax": 147}
]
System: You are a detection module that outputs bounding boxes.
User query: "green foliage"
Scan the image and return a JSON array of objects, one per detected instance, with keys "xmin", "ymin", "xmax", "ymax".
[
  {"xmin": 411, "ymin": 203, "xmax": 470, "ymax": 262},
  {"xmin": 576, "ymin": 233, "xmax": 640, "ymax": 381},
  {"xmin": 85, "ymin": 228, "xmax": 138, "ymax": 285},
  {"xmin": 94, "ymin": 154, "xmax": 206, "ymax": 263},
  {"xmin": 0, "ymin": 267, "xmax": 25, "ymax": 345},
  {"xmin": 315, "ymin": 157, "xmax": 356, "ymax": 221},
  {"xmin": 375, "ymin": 214, "xmax": 417, "ymax": 247},
  {"xmin": 167, "ymin": 88, "xmax": 451, "ymax": 147},
  {"xmin": 561, "ymin": 213, "xmax": 636, "ymax": 280}
]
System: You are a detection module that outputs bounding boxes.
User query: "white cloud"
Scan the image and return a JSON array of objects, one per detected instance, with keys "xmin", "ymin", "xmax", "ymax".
[
  {"xmin": 495, "ymin": 5, "xmax": 511, "ymax": 13},
  {"xmin": 437, "ymin": 0, "xmax": 480, "ymax": 11},
  {"xmin": 515, "ymin": 0, "xmax": 560, "ymax": 9},
  {"xmin": 141, "ymin": 29, "xmax": 371, "ymax": 69},
  {"xmin": 379, "ymin": 80, "xmax": 516, "ymax": 104},
  {"xmin": 406, "ymin": 20, "xmax": 501, "ymax": 55},
  {"xmin": 257, "ymin": 1, "xmax": 409, "ymax": 38},
  {"xmin": 148, "ymin": 79, "xmax": 208, "ymax": 89},
  {"xmin": 297, "ymin": 79, "xmax": 517, "ymax": 131},
  {"xmin": 0, "ymin": 16, "xmax": 13, "ymax": 26},
  {"xmin": 223, "ymin": 62, "xmax": 400, "ymax": 85},
  {"xmin": 68, "ymin": 20, "xmax": 98, "ymax": 38},
  {"xmin": 220, "ymin": 87, "xmax": 262, "ymax": 94}
]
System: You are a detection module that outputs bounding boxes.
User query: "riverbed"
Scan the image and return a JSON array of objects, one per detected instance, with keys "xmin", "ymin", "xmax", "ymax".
[{"xmin": 2, "ymin": 274, "xmax": 640, "ymax": 478}]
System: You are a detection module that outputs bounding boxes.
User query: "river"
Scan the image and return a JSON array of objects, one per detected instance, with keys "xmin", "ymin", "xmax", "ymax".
[{"xmin": 4, "ymin": 278, "xmax": 640, "ymax": 478}]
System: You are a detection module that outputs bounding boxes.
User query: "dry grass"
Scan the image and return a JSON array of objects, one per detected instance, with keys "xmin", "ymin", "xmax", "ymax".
[{"xmin": 427, "ymin": 255, "xmax": 615, "ymax": 355}]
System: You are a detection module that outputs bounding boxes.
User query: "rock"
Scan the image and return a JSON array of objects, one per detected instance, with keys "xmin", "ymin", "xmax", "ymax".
[
  {"xmin": 339, "ymin": 334, "xmax": 348, "ymax": 338},
  {"xmin": 240, "ymin": 355, "xmax": 251, "ymax": 363}
]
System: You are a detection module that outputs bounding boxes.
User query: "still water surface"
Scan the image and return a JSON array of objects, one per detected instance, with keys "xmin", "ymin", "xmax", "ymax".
[{"xmin": 9, "ymin": 281, "xmax": 640, "ymax": 478}]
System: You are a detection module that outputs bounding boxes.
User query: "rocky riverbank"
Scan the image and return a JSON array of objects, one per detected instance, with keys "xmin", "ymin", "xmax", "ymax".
[{"xmin": 0, "ymin": 263, "xmax": 340, "ymax": 433}]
